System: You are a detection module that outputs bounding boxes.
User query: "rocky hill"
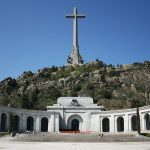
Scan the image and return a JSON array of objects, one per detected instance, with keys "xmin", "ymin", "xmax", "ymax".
[{"xmin": 0, "ymin": 60, "xmax": 150, "ymax": 110}]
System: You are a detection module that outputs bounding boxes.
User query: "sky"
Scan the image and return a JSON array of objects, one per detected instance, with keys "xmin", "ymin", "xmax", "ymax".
[{"xmin": 0, "ymin": 0, "xmax": 150, "ymax": 81}]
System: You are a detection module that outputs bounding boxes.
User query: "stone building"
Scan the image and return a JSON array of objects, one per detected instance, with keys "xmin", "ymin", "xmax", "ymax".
[{"xmin": 0, "ymin": 97, "xmax": 150, "ymax": 133}]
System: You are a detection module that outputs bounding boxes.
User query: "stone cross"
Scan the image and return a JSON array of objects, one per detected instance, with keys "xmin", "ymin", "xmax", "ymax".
[{"xmin": 66, "ymin": 7, "xmax": 85, "ymax": 65}]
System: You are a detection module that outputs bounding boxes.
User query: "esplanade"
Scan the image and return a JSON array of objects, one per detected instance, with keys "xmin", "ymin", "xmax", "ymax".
[{"xmin": 0, "ymin": 97, "xmax": 150, "ymax": 134}]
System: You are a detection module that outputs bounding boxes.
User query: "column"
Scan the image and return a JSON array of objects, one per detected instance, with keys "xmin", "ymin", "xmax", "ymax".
[
  {"xmin": 141, "ymin": 113, "xmax": 145, "ymax": 132},
  {"xmin": 124, "ymin": 114, "xmax": 129, "ymax": 132},
  {"xmin": 18, "ymin": 114, "xmax": 21, "ymax": 132},
  {"xmin": 33, "ymin": 116, "xmax": 36, "ymax": 132},
  {"xmin": 54, "ymin": 114, "xmax": 59, "ymax": 132},
  {"xmin": 48, "ymin": 114, "xmax": 54, "ymax": 132},
  {"xmin": 99, "ymin": 116, "xmax": 103, "ymax": 132},
  {"xmin": 128, "ymin": 115, "xmax": 132, "ymax": 132},
  {"xmin": 114, "ymin": 116, "xmax": 117, "ymax": 132},
  {"xmin": 35, "ymin": 116, "xmax": 40, "ymax": 132},
  {"xmin": 6, "ymin": 113, "xmax": 9, "ymax": 131},
  {"xmin": 48, "ymin": 117, "xmax": 51, "ymax": 132},
  {"xmin": 110, "ymin": 115, "xmax": 115, "ymax": 132},
  {"xmin": 21, "ymin": 114, "xmax": 27, "ymax": 132}
]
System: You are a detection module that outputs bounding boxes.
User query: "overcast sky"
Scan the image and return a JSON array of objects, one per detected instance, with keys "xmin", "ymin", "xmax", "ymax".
[{"xmin": 0, "ymin": 0, "xmax": 150, "ymax": 81}]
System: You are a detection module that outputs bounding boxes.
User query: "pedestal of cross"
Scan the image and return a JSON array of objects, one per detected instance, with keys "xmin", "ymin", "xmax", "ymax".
[{"xmin": 66, "ymin": 7, "xmax": 85, "ymax": 65}]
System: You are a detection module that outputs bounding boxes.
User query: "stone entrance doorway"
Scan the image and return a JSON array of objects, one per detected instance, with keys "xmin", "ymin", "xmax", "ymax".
[
  {"xmin": 71, "ymin": 119, "xmax": 79, "ymax": 131},
  {"xmin": 67, "ymin": 115, "xmax": 83, "ymax": 131}
]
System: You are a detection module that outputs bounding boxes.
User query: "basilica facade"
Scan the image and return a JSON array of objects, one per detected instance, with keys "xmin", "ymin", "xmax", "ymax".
[{"xmin": 0, "ymin": 97, "xmax": 150, "ymax": 134}]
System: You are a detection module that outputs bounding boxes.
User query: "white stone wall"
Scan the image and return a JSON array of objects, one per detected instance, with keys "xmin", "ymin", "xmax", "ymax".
[
  {"xmin": 0, "ymin": 105, "xmax": 150, "ymax": 133},
  {"xmin": 90, "ymin": 106, "xmax": 150, "ymax": 133},
  {"xmin": 0, "ymin": 106, "xmax": 59, "ymax": 133}
]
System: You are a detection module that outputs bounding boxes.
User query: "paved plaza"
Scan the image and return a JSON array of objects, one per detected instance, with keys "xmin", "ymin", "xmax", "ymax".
[
  {"xmin": 0, "ymin": 133, "xmax": 150, "ymax": 150},
  {"xmin": 0, "ymin": 141, "xmax": 150, "ymax": 150},
  {"xmin": 7, "ymin": 133, "xmax": 150, "ymax": 142}
]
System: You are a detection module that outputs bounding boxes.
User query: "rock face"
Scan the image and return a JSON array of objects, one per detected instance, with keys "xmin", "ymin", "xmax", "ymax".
[{"xmin": 0, "ymin": 60, "xmax": 150, "ymax": 110}]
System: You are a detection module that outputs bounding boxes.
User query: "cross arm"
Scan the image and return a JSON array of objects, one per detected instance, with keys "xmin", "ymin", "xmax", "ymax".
[
  {"xmin": 66, "ymin": 15, "xmax": 74, "ymax": 18},
  {"xmin": 77, "ymin": 15, "xmax": 86, "ymax": 18}
]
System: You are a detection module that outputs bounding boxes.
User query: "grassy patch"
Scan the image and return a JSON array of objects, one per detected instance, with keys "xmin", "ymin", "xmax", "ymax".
[
  {"xmin": 140, "ymin": 133, "xmax": 150, "ymax": 138},
  {"xmin": 0, "ymin": 132, "xmax": 9, "ymax": 137}
]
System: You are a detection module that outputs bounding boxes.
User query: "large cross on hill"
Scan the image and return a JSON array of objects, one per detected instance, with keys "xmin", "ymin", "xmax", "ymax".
[{"xmin": 66, "ymin": 7, "xmax": 85, "ymax": 65}]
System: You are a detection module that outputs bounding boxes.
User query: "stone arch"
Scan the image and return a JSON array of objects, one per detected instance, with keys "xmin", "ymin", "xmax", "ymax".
[
  {"xmin": 131, "ymin": 115, "xmax": 137, "ymax": 131},
  {"xmin": 1, "ymin": 113, "xmax": 7, "ymax": 131},
  {"xmin": 41, "ymin": 117, "xmax": 48, "ymax": 132},
  {"xmin": 67, "ymin": 115, "xmax": 83, "ymax": 131},
  {"xmin": 145, "ymin": 113, "xmax": 150, "ymax": 130},
  {"xmin": 117, "ymin": 116, "xmax": 124, "ymax": 132},
  {"xmin": 102, "ymin": 117, "xmax": 110, "ymax": 132},
  {"xmin": 13, "ymin": 115, "xmax": 20, "ymax": 132},
  {"xmin": 27, "ymin": 116, "xmax": 34, "ymax": 131}
]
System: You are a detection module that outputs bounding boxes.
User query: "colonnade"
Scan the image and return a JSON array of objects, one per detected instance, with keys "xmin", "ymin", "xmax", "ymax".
[
  {"xmin": 91, "ymin": 108, "xmax": 150, "ymax": 133},
  {"xmin": 0, "ymin": 107, "xmax": 59, "ymax": 133},
  {"xmin": 0, "ymin": 106, "xmax": 150, "ymax": 133}
]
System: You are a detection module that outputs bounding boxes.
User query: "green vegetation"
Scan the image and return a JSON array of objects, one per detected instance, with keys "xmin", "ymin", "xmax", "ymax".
[
  {"xmin": 140, "ymin": 133, "xmax": 150, "ymax": 137},
  {"xmin": 0, "ymin": 132, "xmax": 9, "ymax": 137},
  {"xmin": 0, "ymin": 60, "xmax": 150, "ymax": 110}
]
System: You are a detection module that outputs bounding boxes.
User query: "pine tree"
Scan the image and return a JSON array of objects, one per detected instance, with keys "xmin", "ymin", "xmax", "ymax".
[{"xmin": 21, "ymin": 94, "xmax": 30, "ymax": 109}]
